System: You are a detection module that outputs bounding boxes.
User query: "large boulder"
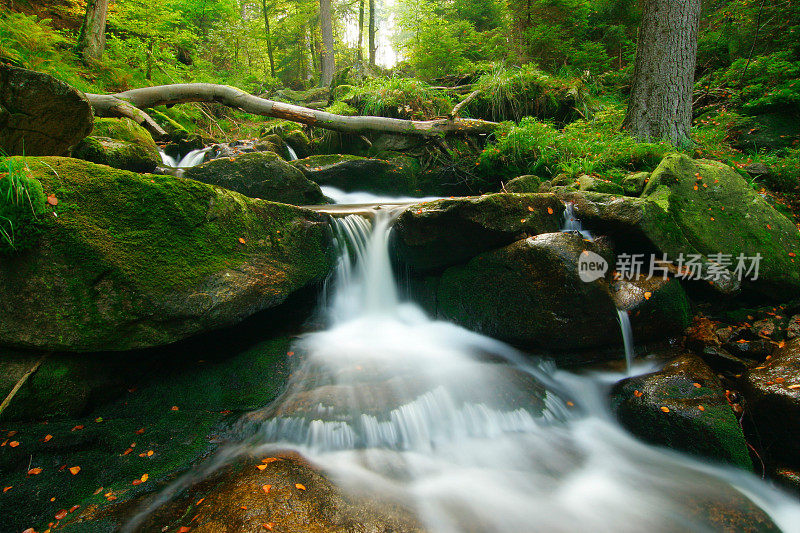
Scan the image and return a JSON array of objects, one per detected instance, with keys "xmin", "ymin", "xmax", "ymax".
[
  {"xmin": 740, "ymin": 338, "xmax": 800, "ymax": 467},
  {"xmin": 611, "ymin": 354, "xmax": 752, "ymax": 469},
  {"xmin": 291, "ymin": 154, "xmax": 416, "ymax": 196},
  {"xmin": 394, "ymin": 193, "xmax": 565, "ymax": 271},
  {"xmin": 72, "ymin": 117, "xmax": 161, "ymax": 173},
  {"xmin": 184, "ymin": 152, "xmax": 327, "ymax": 205},
  {"xmin": 435, "ymin": 232, "xmax": 622, "ymax": 350},
  {"xmin": 0, "ymin": 64, "xmax": 93, "ymax": 156},
  {"xmin": 642, "ymin": 154, "xmax": 800, "ymax": 298},
  {"xmin": 0, "ymin": 157, "xmax": 334, "ymax": 352}
]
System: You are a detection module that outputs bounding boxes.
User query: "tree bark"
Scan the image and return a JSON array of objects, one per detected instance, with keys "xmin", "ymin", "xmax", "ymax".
[
  {"xmin": 622, "ymin": 0, "xmax": 701, "ymax": 146},
  {"xmin": 85, "ymin": 83, "xmax": 498, "ymax": 138},
  {"xmin": 76, "ymin": 0, "xmax": 110, "ymax": 63},
  {"xmin": 319, "ymin": 0, "xmax": 335, "ymax": 87},
  {"xmin": 368, "ymin": 0, "xmax": 377, "ymax": 66},
  {"xmin": 357, "ymin": 0, "xmax": 365, "ymax": 63},
  {"xmin": 262, "ymin": 0, "xmax": 276, "ymax": 77}
]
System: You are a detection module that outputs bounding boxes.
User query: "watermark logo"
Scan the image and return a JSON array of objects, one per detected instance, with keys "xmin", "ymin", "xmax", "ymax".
[{"xmin": 578, "ymin": 250, "xmax": 609, "ymax": 282}]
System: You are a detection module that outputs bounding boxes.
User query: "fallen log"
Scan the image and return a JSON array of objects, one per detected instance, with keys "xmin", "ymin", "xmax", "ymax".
[{"xmin": 85, "ymin": 83, "xmax": 499, "ymax": 139}]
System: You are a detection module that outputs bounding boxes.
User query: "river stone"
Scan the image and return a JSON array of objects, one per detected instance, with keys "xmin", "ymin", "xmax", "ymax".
[
  {"xmin": 394, "ymin": 193, "xmax": 565, "ymax": 272},
  {"xmin": 73, "ymin": 117, "xmax": 161, "ymax": 172},
  {"xmin": 0, "ymin": 157, "xmax": 334, "ymax": 352},
  {"xmin": 621, "ymin": 171, "xmax": 650, "ymax": 196},
  {"xmin": 291, "ymin": 154, "xmax": 415, "ymax": 195},
  {"xmin": 504, "ymin": 174, "xmax": 542, "ymax": 193},
  {"xmin": 0, "ymin": 64, "xmax": 93, "ymax": 156},
  {"xmin": 436, "ymin": 232, "xmax": 621, "ymax": 350},
  {"xmin": 740, "ymin": 338, "xmax": 800, "ymax": 467},
  {"xmin": 642, "ymin": 154, "xmax": 800, "ymax": 298},
  {"xmin": 610, "ymin": 275, "xmax": 691, "ymax": 341},
  {"xmin": 611, "ymin": 353, "xmax": 753, "ymax": 469},
  {"xmin": 576, "ymin": 174, "xmax": 625, "ymax": 195},
  {"xmin": 184, "ymin": 152, "xmax": 327, "ymax": 205}
]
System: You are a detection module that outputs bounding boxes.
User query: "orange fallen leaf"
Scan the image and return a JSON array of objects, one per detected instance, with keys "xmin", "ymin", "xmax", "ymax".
[
  {"xmin": 47, "ymin": 195, "xmax": 58, "ymax": 206},
  {"xmin": 147, "ymin": 450, "xmax": 154, "ymax": 457},
  {"xmin": 44, "ymin": 434, "xmax": 53, "ymax": 442},
  {"xmin": 132, "ymin": 479, "xmax": 141, "ymax": 486},
  {"xmin": 28, "ymin": 467, "xmax": 42, "ymax": 475},
  {"xmin": 643, "ymin": 291, "xmax": 652, "ymax": 300},
  {"xmin": 693, "ymin": 185, "xmax": 698, "ymax": 191},
  {"xmin": 178, "ymin": 527, "xmax": 192, "ymax": 533},
  {"xmin": 3, "ymin": 486, "xmax": 11, "ymax": 492},
  {"xmin": 660, "ymin": 406, "xmax": 670, "ymax": 413},
  {"xmin": 547, "ymin": 207, "xmax": 554, "ymax": 214},
  {"xmin": 262, "ymin": 484, "xmax": 272, "ymax": 494},
  {"xmin": 263, "ymin": 523, "xmax": 276, "ymax": 530},
  {"xmin": 693, "ymin": 383, "xmax": 701, "ymax": 388},
  {"xmin": 171, "ymin": 406, "xmax": 179, "ymax": 411},
  {"xmin": 55, "ymin": 509, "xmax": 68, "ymax": 520},
  {"xmin": 196, "ymin": 498, "xmax": 205, "ymax": 505},
  {"xmin": 9, "ymin": 441, "xmax": 19, "ymax": 448},
  {"xmin": 527, "ymin": 206, "xmax": 534, "ymax": 212},
  {"xmin": 70, "ymin": 505, "xmax": 80, "ymax": 513},
  {"xmin": 256, "ymin": 464, "xmax": 268, "ymax": 471},
  {"xmin": 295, "ymin": 483, "xmax": 306, "ymax": 490},
  {"xmin": 7, "ymin": 430, "xmax": 16, "ymax": 437},
  {"xmin": 122, "ymin": 448, "xmax": 133, "ymax": 456},
  {"xmin": 238, "ymin": 237, "xmax": 246, "ymax": 244},
  {"xmin": 71, "ymin": 425, "xmax": 83, "ymax": 431},
  {"xmin": 135, "ymin": 427, "xmax": 145, "ymax": 434},
  {"xmin": 51, "ymin": 496, "xmax": 57, "ymax": 501},
  {"xmin": 698, "ymin": 405, "xmax": 705, "ymax": 412},
  {"xmin": 69, "ymin": 466, "xmax": 81, "ymax": 475},
  {"xmin": 566, "ymin": 401, "xmax": 574, "ymax": 407},
  {"xmin": 788, "ymin": 384, "xmax": 800, "ymax": 390},
  {"xmin": 262, "ymin": 457, "xmax": 278, "ymax": 464},
  {"xmin": 22, "ymin": 529, "xmax": 35, "ymax": 533},
  {"xmin": 775, "ymin": 377, "xmax": 786, "ymax": 383},
  {"xmin": 140, "ymin": 473, "xmax": 149, "ymax": 482}
]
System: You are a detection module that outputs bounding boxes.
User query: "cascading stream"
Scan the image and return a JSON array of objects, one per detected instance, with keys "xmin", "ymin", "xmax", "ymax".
[{"xmin": 125, "ymin": 203, "xmax": 800, "ymax": 533}]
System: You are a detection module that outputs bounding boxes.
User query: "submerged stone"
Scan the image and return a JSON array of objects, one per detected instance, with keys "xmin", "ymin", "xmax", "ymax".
[
  {"xmin": 292, "ymin": 154, "xmax": 416, "ymax": 196},
  {"xmin": 0, "ymin": 157, "xmax": 334, "ymax": 352}
]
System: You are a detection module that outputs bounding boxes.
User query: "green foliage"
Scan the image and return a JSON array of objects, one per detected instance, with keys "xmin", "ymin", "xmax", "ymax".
[
  {"xmin": 478, "ymin": 107, "xmax": 674, "ymax": 181},
  {"xmin": 466, "ymin": 63, "xmax": 591, "ymax": 123},
  {"xmin": 0, "ymin": 157, "xmax": 45, "ymax": 255},
  {"xmin": 343, "ymin": 77, "xmax": 453, "ymax": 119},
  {"xmin": 0, "ymin": 11, "xmax": 80, "ymax": 83}
]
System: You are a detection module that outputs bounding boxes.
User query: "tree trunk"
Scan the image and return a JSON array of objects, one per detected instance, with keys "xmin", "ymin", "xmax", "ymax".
[
  {"xmin": 622, "ymin": 0, "xmax": 701, "ymax": 146},
  {"xmin": 76, "ymin": 0, "xmax": 110, "ymax": 63},
  {"xmin": 85, "ymin": 83, "xmax": 498, "ymax": 138},
  {"xmin": 262, "ymin": 0, "xmax": 276, "ymax": 77},
  {"xmin": 368, "ymin": 0, "xmax": 376, "ymax": 66},
  {"xmin": 319, "ymin": 0, "xmax": 335, "ymax": 87},
  {"xmin": 357, "ymin": 0, "xmax": 365, "ymax": 63}
]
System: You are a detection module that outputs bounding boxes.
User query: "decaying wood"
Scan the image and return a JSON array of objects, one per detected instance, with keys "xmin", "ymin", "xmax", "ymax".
[
  {"xmin": 0, "ymin": 354, "xmax": 48, "ymax": 418},
  {"xmin": 85, "ymin": 83, "xmax": 499, "ymax": 139}
]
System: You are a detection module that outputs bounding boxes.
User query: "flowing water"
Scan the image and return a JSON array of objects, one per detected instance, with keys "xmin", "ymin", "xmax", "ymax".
[
  {"xmin": 286, "ymin": 143, "xmax": 299, "ymax": 161},
  {"xmin": 159, "ymin": 147, "xmax": 210, "ymax": 170},
  {"xmin": 125, "ymin": 203, "xmax": 800, "ymax": 532}
]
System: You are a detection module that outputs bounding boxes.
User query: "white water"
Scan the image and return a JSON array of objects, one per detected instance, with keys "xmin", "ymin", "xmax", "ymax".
[
  {"xmin": 285, "ymin": 143, "xmax": 299, "ymax": 161},
  {"xmin": 239, "ymin": 211, "xmax": 800, "ymax": 532},
  {"xmin": 321, "ymin": 185, "xmax": 440, "ymax": 205},
  {"xmin": 159, "ymin": 147, "xmax": 210, "ymax": 170},
  {"xmin": 124, "ymin": 202, "xmax": 800, "ymax": 533},
  {"xmin": 562, "ymin": 201, "xmax": 593, "ymax": 240}
]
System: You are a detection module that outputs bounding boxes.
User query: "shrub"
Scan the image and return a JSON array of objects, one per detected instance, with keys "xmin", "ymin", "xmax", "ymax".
[
  {"xmin": 343, "ymin": 78, "xmax": 453, "ymax": 120},
  {"xmin": 0, "ymin": 157, "xmax": 46, "ymax": 255}
]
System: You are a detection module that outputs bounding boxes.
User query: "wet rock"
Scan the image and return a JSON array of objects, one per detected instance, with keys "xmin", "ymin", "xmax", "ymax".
[
  {"xmin": 504, "ymin": 175, "xmax": 542, "ymax": 193},
  {"xmin": 207, "ymin": 138, "xmax": 286, "ymax": 161},
  {"xmin": 611, "ymin": 354, "xmax": 752, "ymax": 469},
  {"xmin": 73, "ymin": 117, "xmax": 161, "ymax": 173},
  {"xmin": 0, "ymin": 157, "xmax": 334, "ymax": 352},
  {"xmin": 610, "ymin": 275, "xmax": 691, "ymax": 342},
  {"xmin": 436, "ymin": 232, "xmax": 620, "ymax": 350},
  {"xmin": 576, "ymin": 175, "xmax": 624, "ymax": 195},
  {"xmin": 740, "ymin": 338, "xmax": 800, "ymax": 467},
  {"xmin": 291, "ymin": 154, "xmax": 416, "ymax": 196},
  {"xmin": 394, "ymin": 193, "xmax": 564, "ymax": 272},
  {"xmin": 788, "ymin": 314, "xmax": 800, "ymax": 339},
  {"xmin": 184, "ymin": 152, "xmax": 327, "ymax": 204},
  {"xmin": 0, "ymin": 64, "xmax": 93, "ymax": 156},
  {"xmin": 685, "ymin": 316, "xmax": 722, "ymax": 353},
  {"xmin": 723, "ymin": 335, "xmax": 775, "ymax": 360},
  {"xmin": 700, "ymin": 346, "xmax": 753, "ymax": 374}
]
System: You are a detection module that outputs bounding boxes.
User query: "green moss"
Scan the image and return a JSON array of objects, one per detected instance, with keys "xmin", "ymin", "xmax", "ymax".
[
  {"xmin": 0, "ymin": 157, "xmax": 46, "ymax": 255},
  {"xmin": 72, "ymin": 118, "xmax": 161, "ymax": 173},
  {"xmin": 0, "ymin": 157, "xmax": 333, "ymax": 351}
]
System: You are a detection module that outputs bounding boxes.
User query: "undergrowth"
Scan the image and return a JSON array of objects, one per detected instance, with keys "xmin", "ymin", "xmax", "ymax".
[{"xmin": 0, "ymin": 156, "xmax": 46, "ymax": 255}]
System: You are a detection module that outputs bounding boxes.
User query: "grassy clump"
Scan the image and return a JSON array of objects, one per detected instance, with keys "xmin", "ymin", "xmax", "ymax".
[
  {"xmin": 478, "ymin": 106, "xmax": 673, "ymax": 182},
  {"xmin": 0, "ymin": 157, "xmax": 46, "ymax": 255},
  {"xmin": 464, "ymin": 63, "xmax": 592, "ymax": 123},
  {"xmin": 342, "ymin": 77, "xmax": 453, "ymax": 120}
]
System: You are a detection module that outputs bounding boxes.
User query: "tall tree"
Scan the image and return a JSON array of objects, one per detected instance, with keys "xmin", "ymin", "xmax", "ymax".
[
  {"xmin": 262, "ymin": 0, "xmax": 276, "ymax": 77},
  {"xmin": 623, "ymin": 0, "xmax": 702, "ymax": 146},
  {"xmin": 357, "ymin": 0, "xmax": 365, "ymax": 63},
  {"xmin": 319, "ymin": 0, "xmax": 335, "ymax": 86},
  {"xmin": 368, "ymin": 0, "xmax": 376, "ymax": 66},
  {"xmin": 76, "ymin": 0, "xmax": 110, "ymax": 62}
]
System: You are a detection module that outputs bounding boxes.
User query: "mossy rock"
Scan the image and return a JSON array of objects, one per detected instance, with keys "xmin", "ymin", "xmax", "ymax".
[
  {"xmin": 0, "ymin": 158, "xmax": 47, "ymax": 255},
  {"xmin": 611, "ymin": 275, "xmax": 692, "ymax": 342},
  {"xmin": 184, "ymin": 152, "xmax": 327, "ymax": 205},
  {"xmin": 643, "ymin": 154, "xmax": 800, "ymax": 298},
  {"xmin": 0, "ymin": 157, "xmax": 334, "ymax": 352},
  {"xmin": 436, "ymin": 232, "xmax": 622, "ymax": 351},
  {"xmin": 291, "ymin": 154, "xmax": 417, "ymax": 196},
  {"xmin": 280, "ymin": 129, "xmax": 311, "ymax": 158},
  {"xmin": 394, "ymin": 193, "xmax": 565, "ymax": 272},
  {"xmin": 611, "ymin": 354, "xmax": 753, "ymax": 470},
  {"xmin": 504, "ymin": 175, "xmax": 542, "ymax": 193},
  {"xmin": 0, "ymin": 64, "xmax": 94, "ymax": 156},
  {"xmin": 73, "ymin": 118, "xmax": 161, "ymax": 173},
  {"xmin": 621, "ymin": 171, "xmax": 650, "ymax": 196},
  {"xmin": 577, "ymin": 175, "xmax": 624, "ymax": 195}
]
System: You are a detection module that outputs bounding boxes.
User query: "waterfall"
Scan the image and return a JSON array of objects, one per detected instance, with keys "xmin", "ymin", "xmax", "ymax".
[
  {"xmin": 617, "ymin": 309, "xmax": 635, "ymax": 375},
  {"xmin": 285, "ymin": 143, "xmax": 299, "ymax": 161},
  {"xmin": 561, "ymin": 201, "xmax": 593, "ymax": 240},
  {"xmin": 158, "ymin": 147, "xmax": 210, "ymax": 175}
]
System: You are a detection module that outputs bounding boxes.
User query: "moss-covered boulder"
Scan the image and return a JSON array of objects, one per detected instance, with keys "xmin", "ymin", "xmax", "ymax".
[
  {"xmin": 0, "ymin": 157, "xmax": 47, "ymax": 255},
  {"xmin": 291, "ymin": 154, "xmax": 416, "ymax": 196},
  {"xmin": 0, "ymin": 65, "xmax": 94, "ymax": 156},
  {"xmin": 740, "ymin": 338, "xmax": 800, "ymax": 468},
  {"xmin": 0, "ymin": 157, "xmax": 334, "ymax": 352},
  {"xmin": 72, "ymin": 117, "xmax": 161, "ymax": 173},
  {"xmin": 621, "ymin": 171, "xmax": 650, "ymax": 196},
  {"xmin": 394, "ymin": 193, "xmax": 564, "ymax": 272},
  {"xmin": 504, "ymin": 175, "xmax": 542, "ymax": 193},
  {"xmin": 611, "ymin": 275, "xmax": 692, "ymax": 342},
  {"xmin": 642, "ymin": 154, "xmax": 800, "ymax": 298},
  {"xmin": 611, "ymin": 354, "xmax": 752, "ymax": 469},
  {"xmin": 577, "ymin": 175, "xmax": 625, "ymax": 195},
  {"xmin": 184, "ymin": 152, "xmax": 327, "ymax": 205},
  {"xmin": 435, "ymin": 232, "xmax": 621, "ymax": 350}
]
